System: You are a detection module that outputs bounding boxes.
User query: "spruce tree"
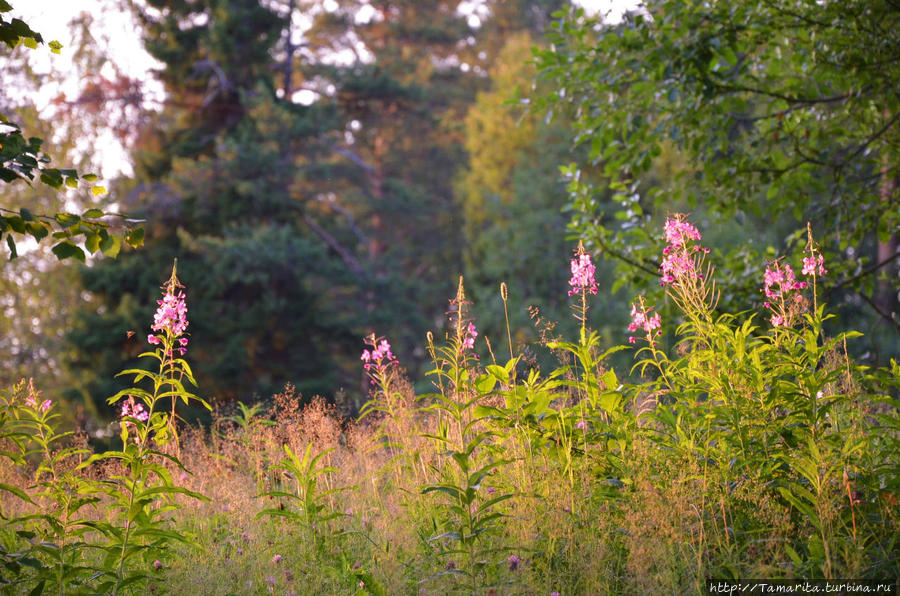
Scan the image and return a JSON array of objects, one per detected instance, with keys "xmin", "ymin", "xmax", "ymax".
[{"xmin": 67, "ymin": 0, "xmax": 369, "ymax": 417}]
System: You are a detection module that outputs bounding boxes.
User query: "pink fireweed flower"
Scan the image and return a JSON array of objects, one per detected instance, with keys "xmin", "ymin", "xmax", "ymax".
[
  {"xmin": 628, "ymin": 299, "xmax": 662, "ymax": 344},
  {"xmin": 149, "ymin": 267, "xmax": 189, "ymax": 354},
  {"xmin": 24, "ymin": 392, "xmax": 52, "ymax": 413},
  {"xmin": 763, "ymin": 262, "xmax": 806, "ymax": 300},
  {"xmin": 462, "ymin": 322, "xmax": 478, "ymax": 350},
  {"xmin": 660, "ymin": 252, "xmax": 697, "ymax": 285},
  {"xmin": 361, "ymin": 335, "xmax": 398, "ymax": 375},
  {"xmin": 762, "ymin": 260, "xmax": 810, "ymax": 327},
  {"xmin": 153, "ymin": 291, "xmax": 188, "ymax": 336},
  {"xmin": 568, "ymin": 252, "xmax": 598, "ymax": 296},
  {"xmin": 802, "ymin": 253, "xmax": 826, "ymax": 277},
  {"xmin": 121, "ymin": 400, "xmax": 149, "ymax": 422},
  {"xmin": 663, "ymin": 217, "xmax": 702, "ymax": 247},
  {"xmin": 659, "ymin": 214, "xmax": 708, "ymax": 287}
]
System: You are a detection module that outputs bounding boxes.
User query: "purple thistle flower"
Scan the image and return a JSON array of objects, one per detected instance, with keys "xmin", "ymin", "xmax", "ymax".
[{"xmin": 507, "ymin": 554, "xmax": 521, "ymax": 571}]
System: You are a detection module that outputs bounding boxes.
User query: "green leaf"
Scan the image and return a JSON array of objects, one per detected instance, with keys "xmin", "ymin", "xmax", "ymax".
[
  {"xmin": 39, "ymin": 169, "xmax": 63, "ymax": 188},
  {"xmin": 6, "ymin": 235, "xmax": 17, "ymax": 259},
  {"xmin": 100, "ymin": 234, "xmax": 120, "ymax": 258},
  {"xmin": 54, "ymin": 212, "xmax": 80, "ymax": 228},
  {"xmin": 5, "ymin": 216, "xmax": 25, "ymax": 233},
  {"xmin": 0, "ymin": 482, "xmax": 34, "ymax": 504},
  {"xmin": 474, "ymin": 373, "xmax": 496, "ymax": 395},
  {"xmin": 51, "ymin": 241, "xmax": 85, "ymax": 262},
  {"xmin": 125, "ymin": 227, "xmax": 144, "ymax": 247},
  {"xmin": 82, "ymin": 208, "xmax": 104, "ymax": 218},
  {"xmin": 85, "ymin": 233, "xmax": 101, "ymax": 254}
]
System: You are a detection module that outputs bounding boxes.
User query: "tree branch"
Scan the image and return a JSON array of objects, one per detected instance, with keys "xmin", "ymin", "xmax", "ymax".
[
  {"xmin": 301, "ymin": 213, "xmax": 367, "ymax": 279},
  {"xmin": 827, "ymin": 249, "xmax": 900, "ymax": 291},
  {"xmin": 834, "ymin": 110, "xmax": 900, "ymax": 168},
  {"xmin": 713, "ymin": 82, "xmax": 854, "ymax": 106},
  {"xmin": 854, "ymin": 290, "xmax": 900, "ymax": 332}
]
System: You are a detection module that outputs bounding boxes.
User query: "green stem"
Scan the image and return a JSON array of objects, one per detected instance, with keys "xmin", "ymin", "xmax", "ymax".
[{"xmin": 113, "ymin": 467, "xmax": 140, "ymax": 596}]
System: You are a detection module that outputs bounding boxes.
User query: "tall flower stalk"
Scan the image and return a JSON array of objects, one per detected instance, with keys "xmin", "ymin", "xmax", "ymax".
[
  {"xmin": 94, "ymin": 261, "xmax": 209, "ymax": 594},
  {"xmin": 568, "ymin": 241, "xmax": 598, "ymax": 341},
  {"xmin": 659, "ymin": 213, "xmax": 715, "ymax": 328},
  {"xmin": 147, "ymin": 260, "xmax": 190, "ymax": 446},
  {"xmin": 802, "ymin": 222, "xmax": 827, "ymax": 314}
]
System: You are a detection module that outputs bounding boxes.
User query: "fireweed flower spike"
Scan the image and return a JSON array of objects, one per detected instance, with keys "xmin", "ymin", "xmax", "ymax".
[
  {"xmin": 802, "ymin": 222, "xmax": 827, "ymax": 312},
  {"xmin": 447, "ymin": 276, "xmax": 480, "ymax": 359},
  {"xmin": 462, "ymin": 322, "xmax": 478, "ymax": 350},
  {"xmin": 628, "ymin": 296, "xmax": 662, "ymax": 345},
  {"xmin": 148, "ymin": 266, "xmax": 189, "ymax": 355},
  {"xmin": 568, "ymin": 241, "xmax": 598, "ymax": 338},
  {"xmin": 567, "ymin": 244, "xmax": 598, "ymax": 297},
  {"xmin": 802, "ymin": 254, "xmax": 827, "ymax": 277},
  {"xmin": 361, "ymin": 335, "xmax": 398, "ymax": 377},
  {"xmin": 660, "ymin": 214, "xmax": 708, "ymax": 287},
  {"xmin": 762, "ymin": 260, "xmax": 808, "ymax": 327},
  {"xmin": 658, "ymin": 214, "xmax": 716, "ymax": 324},
  {"xmin": 120, "ymin": 398, "xmax": 149, "ymax": 422}
]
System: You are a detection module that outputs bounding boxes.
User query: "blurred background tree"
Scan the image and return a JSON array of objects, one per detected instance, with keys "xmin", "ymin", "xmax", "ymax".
[
  {"xmin": 54, "ymin": 0, "xmax": 593, "ymax": 425},
  {"xmin": 16, "ymin": 0, "xmax": 896, "ymax": 433}
]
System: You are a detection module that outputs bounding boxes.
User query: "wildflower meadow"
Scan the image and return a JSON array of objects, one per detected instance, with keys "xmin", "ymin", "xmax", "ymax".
[{"xmin": 1, "ymin": 216, "xmax": 897, "ymax": 595}]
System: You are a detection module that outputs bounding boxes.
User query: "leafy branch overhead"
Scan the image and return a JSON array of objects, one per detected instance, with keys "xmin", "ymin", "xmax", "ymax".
[
  {"xmin": 537, "ymin": 0, "xmax": 900, "ymax": 323},
  {"xmin": 0, "ymin": 1, "xmax": 143, "ymax": 263}
]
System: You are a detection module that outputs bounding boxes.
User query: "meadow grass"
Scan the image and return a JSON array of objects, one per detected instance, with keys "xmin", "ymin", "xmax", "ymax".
[{"xmin": 1, "ymin": 218, "xmax": 897, "ymax": 594}]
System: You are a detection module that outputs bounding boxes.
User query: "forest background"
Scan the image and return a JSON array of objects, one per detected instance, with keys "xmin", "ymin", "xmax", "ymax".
[{"xmin": 2, "ymin": 0, "xmax": 898, "ymax": 438}]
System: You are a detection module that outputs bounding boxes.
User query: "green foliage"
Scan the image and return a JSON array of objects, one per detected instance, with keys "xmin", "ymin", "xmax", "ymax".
[
  {"xmin": 258, "ymin": 443, "xmax": 350, "ymax": 535},
  {"xmin": 0, "ymin": 3, "xmax": 142, "ymax": 264},
  {"xmin": 457, "ymin": 32, "xmax": 581, "ymax": 354},
  {"xmin": 536, "ymin": 1, "xmax": 900, "ymax": 353},
  {"xmin": 3, "ymin": 217, "xmax": 899, "ymax": 593},
  {"xmin": 0, "ymin": 275, "xmax": 210, "ymax": 596}
]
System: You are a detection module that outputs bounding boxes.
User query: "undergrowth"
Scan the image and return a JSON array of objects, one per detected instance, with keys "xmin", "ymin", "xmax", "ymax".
[{"xmin": 1, "ymin": 217, "xmax": 897, "ymax": 595}]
